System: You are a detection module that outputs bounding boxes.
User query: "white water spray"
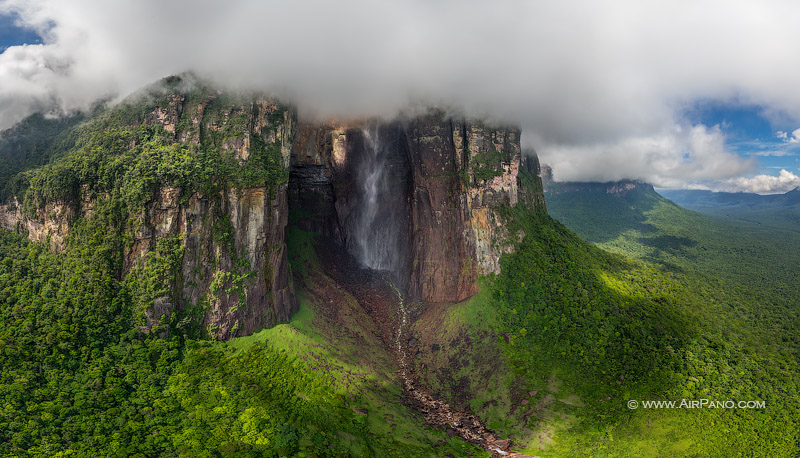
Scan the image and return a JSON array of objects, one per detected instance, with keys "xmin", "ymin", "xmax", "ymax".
[{"xmin": 353, "ymin": 125, "xmax": 398, "ymax": 272}]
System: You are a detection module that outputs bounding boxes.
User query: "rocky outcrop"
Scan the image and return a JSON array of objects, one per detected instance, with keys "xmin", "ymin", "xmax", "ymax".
[
  {"xmin": 289, "ymin": 111, "xmax": 545, "ymax": 303},
  {"xmin": 127, "ymin": 184, "xmax": 296, "ymax": 339},
  {"xmin": 0, "ymin": 185, "xmax": 96, "ymax": 252},
  {"xmin": 544, "ymin": 178, "xmax": 654, "ymax": 197},
  {"xmin": 289, "ymin": 122, "xmax": 349, "ymax": 241},
  {"xmin": 405, "ymin": 115, "xmax": 523, "ymax": 301},
  {"xmin": 129, "ymin": 92, "xmax": 299, "ymax": 339},
  {"xmin": 1, "ymin": 84, "xmax": 298, "ymax": 340},
  {"xmin": 0, "ymin": 197, "xmax": 73, "ymax": 252}
]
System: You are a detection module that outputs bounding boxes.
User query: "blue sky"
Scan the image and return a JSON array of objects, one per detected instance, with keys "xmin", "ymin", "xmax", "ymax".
[
  {"xmin": 684, "ymin": 101, "xmax": 800, "ymax": 177},
  {"xmin": 0, "ymin": 12, "xmax": 42, "ymax": 52}
]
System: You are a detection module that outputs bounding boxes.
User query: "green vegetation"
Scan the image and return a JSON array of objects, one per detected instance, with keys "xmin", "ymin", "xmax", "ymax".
[
  {"xmin": 0, "ymin": 112, "xmax": 87, "ymax": 202},
  {"xmin": 1, "ymin": 79, "xmax": 449, "ymax": 457},
  {"xmin": 3, "ymin": 75, "xmax": 799, "ymax": 456},
  {"xmin": 226, "ymin": 228, "xmax": 482, "ymax": 458},
  {"xmin": 545, "ymin": 184, "xmax": 800, "ymax": 317},
  {"xmin": 124, "ymin": 233, "xmax": 185, "ymax": 327},
  {"xmin": 471, "ymin": 147, "xmax": 507, "ymax": 181},
  {"xmin": 6, "ymin": 77, "xmax": 287, "ymax": 221},
  {"xmin": 0, "ymin": 221, "xmax": 482, "ymax": 457},
  {"xmin": 658, "ymin": 188, "xmax": 800, "ymax": 232},
  {"xmin": 0, "ymin": 85, "xmax": 480, "ymax": 457},
  {"xmin": 461, "ymin": 182, "xmax": 800, "ymax": 456},
  {"xmin": 414, "ymin": 200, "xmax": 799, "ymax": 456}
]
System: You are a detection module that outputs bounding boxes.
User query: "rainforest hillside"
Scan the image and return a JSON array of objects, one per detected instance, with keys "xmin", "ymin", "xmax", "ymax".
[{"xmin": 544, "ymin": 179, "xmax": 800, "ymax": 303}]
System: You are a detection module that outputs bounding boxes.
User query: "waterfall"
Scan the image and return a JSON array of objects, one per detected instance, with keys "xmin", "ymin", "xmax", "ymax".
[{"xmin": 352, "ymin": 125, "xmax": 399, "ymax": 272}]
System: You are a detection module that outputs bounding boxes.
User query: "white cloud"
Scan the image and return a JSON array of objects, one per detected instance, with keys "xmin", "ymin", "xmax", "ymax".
[
  {"xmin": 776, "ymin": 128, "xmax": 800, "ymax": 143},
  {"xmin": 711, "ymin": 169, "xmax": 800, "ymax": 194},
  {"xmin": 538, "ymin": 124, "xmax": 756, "ymax": 188},
  {"xmin": 2, "ymin": 0, "xmax": 800, "ymax": 187}
]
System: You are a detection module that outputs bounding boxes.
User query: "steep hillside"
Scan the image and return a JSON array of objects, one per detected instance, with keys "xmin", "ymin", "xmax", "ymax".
[
  {"xmin": 405, "ymin": 182, "xmax": 800, "ymax": 456},
  {"xmin": 544, "ymin": 180, "xmax": 800, "ymax": 300},
  {"xmin": 529, "ymin": 179, "xmax": 800, "ymax": 454},
  {"xmin": 0, "ymin": 111, "xmax": 87, "ymax": 202}
]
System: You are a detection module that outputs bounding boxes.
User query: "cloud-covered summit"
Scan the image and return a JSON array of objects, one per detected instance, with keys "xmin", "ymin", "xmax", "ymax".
[
  {"xmin": 2, "ymin": 0, "xmax": 800, "ymax": 190},
  {"xmin": 686, "ymin": 169, "xmax": 800, "ymax": 195}
]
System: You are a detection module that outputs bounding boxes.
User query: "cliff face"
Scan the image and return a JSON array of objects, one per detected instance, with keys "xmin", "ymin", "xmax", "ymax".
[
  {"xmin": 127, "ymin": 184, "xmax": 295, "ymax": 339},
  {"xmin": 406, "ymin": 115, "xmax": 523, "ymax": 301},
  {"xmin": 126, "ymin": 91, "xmax": 298, "ymax": 339},
  {"xmin": 0, "ymin": 78, "xmax": 546, "ymax": 337},
  {"xmin": 0, "ymin": 83, "xmax": 298, "ymax": 340},
  {"xmin": 544, "ymin": 178, "xmax": 654, "ymax": 197},
  {"xmin": 290, "ymin": 111, "xmax": 543, "ymax": 303},
  {"xmin": 0, "ymin": 197, "xmax": 74, "ymax": 252}
]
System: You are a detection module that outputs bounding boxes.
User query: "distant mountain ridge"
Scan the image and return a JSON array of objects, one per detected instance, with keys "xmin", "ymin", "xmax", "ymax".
[
  {"xmin": 658, "ymin": 187, "xmax": 800, "ymax": 230},
  {"xmin": 545, "ymin": 179, "xmax": 654, "ymax": 197},
  {"xmin": 658, "ymin": 187, "xmax": 800, "ymax": 210},
  {"xmin": 542, "ymin": 173, "xmax": 800, "ymax": 305},
  {"xmin": 540, "ymin": 165, "xmax": 655, "ymax": 197}
]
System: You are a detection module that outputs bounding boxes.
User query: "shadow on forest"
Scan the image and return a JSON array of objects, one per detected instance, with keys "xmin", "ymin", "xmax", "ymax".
[{"xmin": 544, "ymin": 185, "xmax": 662, "ymax": 244}]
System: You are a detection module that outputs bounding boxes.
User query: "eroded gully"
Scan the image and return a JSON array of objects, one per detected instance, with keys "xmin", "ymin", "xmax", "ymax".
[{"xmin": 384, "ymin": 277, "xmax": 539, "ymax": 458}]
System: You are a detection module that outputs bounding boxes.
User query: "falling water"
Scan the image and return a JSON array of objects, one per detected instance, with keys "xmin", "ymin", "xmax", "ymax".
[{"xmin": 352, "ymin": 125, "xmax": 399, "ymax": 272}]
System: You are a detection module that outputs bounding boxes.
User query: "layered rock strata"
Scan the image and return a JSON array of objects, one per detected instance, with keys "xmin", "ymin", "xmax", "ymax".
[
  {"xmin": 1, "ymin": 84, "xmax": 545, "ymax": 337},
  {"xmin": 290, "ymin": 111, "xmax": 542, "ymax": 303}
]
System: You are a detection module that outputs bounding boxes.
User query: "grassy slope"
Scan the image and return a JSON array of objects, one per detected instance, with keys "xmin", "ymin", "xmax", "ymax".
[
  {"xmin": 0, "ymin": 222, "xmax": 483, "ymax": 458},
  {"xmin": 227, "ymin": 228, "xmax": 484, "ymax": 457},
  {"xmin": 411, "ymin": 185, "xmax": 800, "ymax": 457}
]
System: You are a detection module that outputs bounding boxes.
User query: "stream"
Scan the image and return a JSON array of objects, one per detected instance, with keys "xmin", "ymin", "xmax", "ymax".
[{"xmin": 384, "ymin": 275, "xmax": 536, "ymax": 458}]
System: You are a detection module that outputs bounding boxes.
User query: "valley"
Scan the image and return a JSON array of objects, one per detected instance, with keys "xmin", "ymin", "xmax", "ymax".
[
  {"xmin": 315, "ymin": 239, "xmax": 533, "ymax": 457},
  {"xmin": 657, "ymin": 187, "xmax": 800, "ymax": 232}
]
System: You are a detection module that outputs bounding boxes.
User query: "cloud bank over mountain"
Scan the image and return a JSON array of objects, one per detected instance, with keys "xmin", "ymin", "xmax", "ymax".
[
  {"xmin": 686, "ymin": 169, "xmax": 800, "ymax": 195},
  {"xmin": 2, "ymin": 0, "xmax": 800, "ymax": 190}
]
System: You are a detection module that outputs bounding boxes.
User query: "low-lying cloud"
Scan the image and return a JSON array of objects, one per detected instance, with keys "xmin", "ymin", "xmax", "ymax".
[
  {"xmin": 2, "ymin": 0, "xmax": 800, "ymax": 191},
  {"xmin": 538, "ymin": 125, "xmax": 756, "ymax": 188},
  {"xmin": 688, "ymin": 169, "xmax": 800, "ymax": 195}
]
